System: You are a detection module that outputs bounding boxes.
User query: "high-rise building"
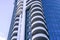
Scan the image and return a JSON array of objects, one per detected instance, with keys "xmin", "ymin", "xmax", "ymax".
[
  {"xmin": 7, "ymin": 0, "xmax": 49, "ymax": 40},
  {"xmin": 25, "ymin": 0, "xmax": 49, "ymax": 40},
  {"xmin": 42, "ymin": 0, "xmax": 60, "ymax": 40},
  {"xmin": 7, "ymin": 0, "xmax": 25, "ymax": 40}
]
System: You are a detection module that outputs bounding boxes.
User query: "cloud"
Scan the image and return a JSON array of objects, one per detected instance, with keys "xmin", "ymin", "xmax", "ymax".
[
  {"xmin": 0, "ymin": 32, "xmax": 6, "ymax": 40},
  {"xmin": 0, "ymin": 36, "xmax": 6, "ymax": 40}
]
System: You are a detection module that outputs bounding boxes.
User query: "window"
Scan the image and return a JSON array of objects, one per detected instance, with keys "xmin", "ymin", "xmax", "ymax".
[{"xmin": 25, "ymin": 8, "xmax": 31, "ymax": 40}]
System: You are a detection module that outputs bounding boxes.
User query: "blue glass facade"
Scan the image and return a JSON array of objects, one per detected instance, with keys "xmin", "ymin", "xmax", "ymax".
[
  {"xmin": 25, "ymin": 8, "xmax": 31, "ymax": 40},
  {"xmin": 42, "ymin": 0, "xmax": 60, "ymax": 40}
]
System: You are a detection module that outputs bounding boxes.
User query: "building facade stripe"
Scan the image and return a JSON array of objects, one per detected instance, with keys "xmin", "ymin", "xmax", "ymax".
[{"xmin": 30, "ymin": 0, "xmax": 49, "ymax": 40}]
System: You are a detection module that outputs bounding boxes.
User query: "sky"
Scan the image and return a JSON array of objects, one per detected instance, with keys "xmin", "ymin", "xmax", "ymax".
[{"xmin": 0, "ymin": 0, "xmax": 14, "ymax": 40}]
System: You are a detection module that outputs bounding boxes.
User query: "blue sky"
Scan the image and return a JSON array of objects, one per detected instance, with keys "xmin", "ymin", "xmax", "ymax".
[{"xmin": 0, "ymin": 0, "xmax": 14, "ymax": 40}]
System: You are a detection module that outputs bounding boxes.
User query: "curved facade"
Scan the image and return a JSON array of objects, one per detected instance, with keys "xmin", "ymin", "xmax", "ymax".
[
  {"xmin": 11, "ymin": 0, "xmax": 23, "ymax": 40},
  {"xmin": 7, "ymin": 0, "xmax": 23, "ymax": 40},
  {"xmin": 7, "ymin": 0, "xmax": 49, "ymax": 40},
  {"xmin": 7, "ymin": 0, "xmax": 17, "ymax": 40},
  {"xmin": 26, "ymin": 0, "xmax": 49, "ymax": 40}
]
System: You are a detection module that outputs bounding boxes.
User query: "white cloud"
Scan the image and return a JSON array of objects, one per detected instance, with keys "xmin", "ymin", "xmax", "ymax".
[
  {"xmin": 0, "ymin": 36, "xmax": 6, "ymax": 40},
  {"xmin": 0, "ymin": 32, "xmax": 6, "ymax": 40}
]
